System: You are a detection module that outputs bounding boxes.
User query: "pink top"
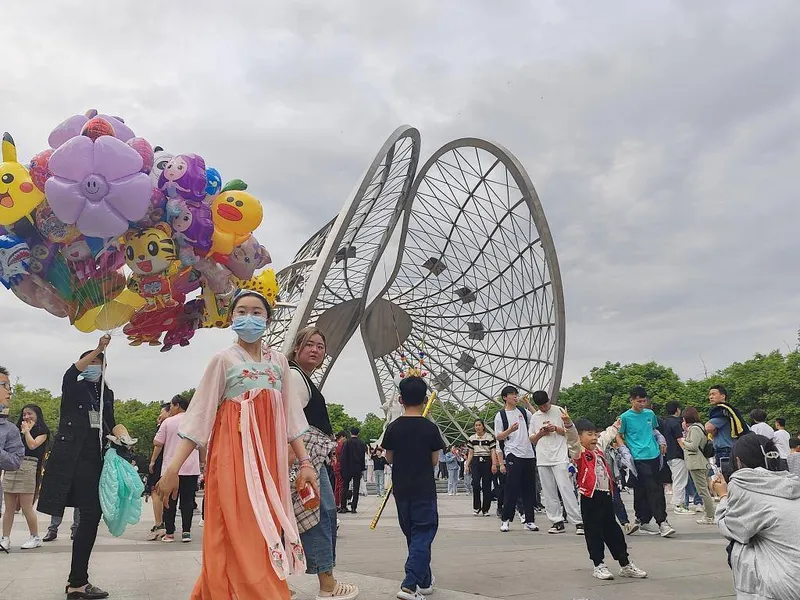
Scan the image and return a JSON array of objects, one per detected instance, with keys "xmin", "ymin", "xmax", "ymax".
[{"xmin": 155, "ymin": 412, "xmax": 200, "ymax": 476}]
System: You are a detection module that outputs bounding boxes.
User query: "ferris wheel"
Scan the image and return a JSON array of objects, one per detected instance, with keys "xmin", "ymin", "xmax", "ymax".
[{"xmin": 267, "ymin": 129, "xmax": 565, "ymax": 441}]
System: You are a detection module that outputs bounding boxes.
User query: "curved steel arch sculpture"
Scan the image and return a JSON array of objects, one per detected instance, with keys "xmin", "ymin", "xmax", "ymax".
[
  {"xmin": 268, "ymin": 129, "xmax": 565, "ymax": 441},
  {"xmin": 361, "ymin": 139, "xmax": 565, "ymax": 441},
  {"xmin": 266, "ymin": 125, "xmax": 420, "ymax": 384}
]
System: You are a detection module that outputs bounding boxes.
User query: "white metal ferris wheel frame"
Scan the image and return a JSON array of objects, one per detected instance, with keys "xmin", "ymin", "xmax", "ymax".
[{"xmin": 266, "ymin": 127, "xmax": 565, "ymax": 439}]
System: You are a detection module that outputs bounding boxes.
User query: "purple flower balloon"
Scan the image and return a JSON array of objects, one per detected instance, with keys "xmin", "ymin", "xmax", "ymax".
[
  {"xmin": 45, "ymin": 136, "xmax": 152, "ymax": 239},
  {"xmin": 48, "ymin": 112, "xmax": 136, "ymax": 149}
]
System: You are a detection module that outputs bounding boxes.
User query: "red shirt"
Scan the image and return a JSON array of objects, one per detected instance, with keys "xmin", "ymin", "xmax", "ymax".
[{"xmin": 574, "ymin": 448, "xmax": 614, "ymax": 498}]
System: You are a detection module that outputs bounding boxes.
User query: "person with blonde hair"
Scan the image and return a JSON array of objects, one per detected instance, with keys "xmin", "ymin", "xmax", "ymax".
[{"xmin": 286, "ymin": 326, "xmax": 359, "ymax": 600}]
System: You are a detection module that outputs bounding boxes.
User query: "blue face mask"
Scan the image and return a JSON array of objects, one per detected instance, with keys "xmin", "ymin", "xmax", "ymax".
[
  {"xmin": 232, "ymin": 315, "xmax": 267, "ymax": 343},
  {"xmin": 82, "ymin": 365, "xmax": 103, "ymax": 382}
]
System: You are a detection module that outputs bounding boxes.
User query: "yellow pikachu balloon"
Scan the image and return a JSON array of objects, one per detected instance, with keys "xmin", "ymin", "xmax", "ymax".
[{"xmin": 0, "ymin": 133, "xmax": 45, "ymax": 226}]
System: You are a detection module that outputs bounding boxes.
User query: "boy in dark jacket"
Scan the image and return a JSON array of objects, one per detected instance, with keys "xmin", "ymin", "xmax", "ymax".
[{"xmin": 563, "ymin": 411, "xmax": 647, "ymax": 581}]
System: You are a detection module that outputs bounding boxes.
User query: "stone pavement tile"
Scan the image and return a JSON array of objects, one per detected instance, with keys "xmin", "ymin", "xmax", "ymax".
[{"xmin": 289, "ymin": 571, "xmax": 501, "ymax": 600}]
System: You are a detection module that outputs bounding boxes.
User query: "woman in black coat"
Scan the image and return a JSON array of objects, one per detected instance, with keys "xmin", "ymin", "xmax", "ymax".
[{"xmin": 38, "ymin": 335, "xmax": 115, "ymax": 600}]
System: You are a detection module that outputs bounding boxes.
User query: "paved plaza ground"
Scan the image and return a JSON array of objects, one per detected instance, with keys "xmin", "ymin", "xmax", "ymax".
[{"xmin": 0, "ymin": 491, "xmax": 735, "ymax": 600}]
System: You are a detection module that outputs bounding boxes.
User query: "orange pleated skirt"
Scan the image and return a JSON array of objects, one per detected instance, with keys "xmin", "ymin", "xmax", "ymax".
[{"xmin": 191, "ymin": 393, "xmax": 291, "ymax": 600}]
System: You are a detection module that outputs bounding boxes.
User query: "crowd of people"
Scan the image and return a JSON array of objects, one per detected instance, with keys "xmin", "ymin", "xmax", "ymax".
[{"xmin": 0, "ymin": 301, "xmax": 799, "ymax": 600}]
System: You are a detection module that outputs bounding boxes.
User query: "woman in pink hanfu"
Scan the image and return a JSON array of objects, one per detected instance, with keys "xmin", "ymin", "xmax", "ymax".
[{"xmin": 157, "ymin": 290, "xmax": 318, "ymax": 600}]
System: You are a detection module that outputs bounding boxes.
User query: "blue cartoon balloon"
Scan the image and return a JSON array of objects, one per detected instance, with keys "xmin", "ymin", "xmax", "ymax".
[
  {"xmin": 0, "ymin": 234, "xmax": 32, "ymax": 289},
  {"xmin": 205, "ymin": 167, "xmax": 223, "ymax": 197}
]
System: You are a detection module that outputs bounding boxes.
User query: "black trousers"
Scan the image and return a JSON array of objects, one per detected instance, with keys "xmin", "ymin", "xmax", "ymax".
[
  {"xmin": 69, "ymin": 457, "xmax": 103, "ymax": 588},
  {"xmin": 500, "ymin": 454, "xmax": 535, "ymax": 523},
  {"xmin": 341, "ymin": 472, "xmax": 362, "ymax": 510},
  {"xmin": 163, "ymin": 475, "xmax": 198, "ymax": 535},
  {"xmin": 632, "ymin": 457, "xmax": 667, "ymax": 525},
  {"xmin": 580, "ymin": 491, "xmax": 629, "ymax": 567},
  {"xmin": 471, "ymin": 457, "xmax": 493, "ymax": 513}
]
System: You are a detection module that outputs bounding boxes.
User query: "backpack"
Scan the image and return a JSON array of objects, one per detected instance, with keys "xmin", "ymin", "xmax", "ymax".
[
  {"xmin": 692, "ymin": 423, "xmax": 715, "ymax": 459},
  {"xmin": 498, "ymin": 407, "xmax": 535, "ymax": 457}
]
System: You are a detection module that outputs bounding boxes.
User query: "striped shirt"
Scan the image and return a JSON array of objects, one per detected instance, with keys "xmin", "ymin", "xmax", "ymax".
[{"xmin": 468, "ymin": 433, "xmax": 496, "ymax": 458}]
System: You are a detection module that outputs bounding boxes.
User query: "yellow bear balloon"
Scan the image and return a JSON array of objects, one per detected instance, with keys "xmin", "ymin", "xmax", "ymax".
[
  {"xmin": 0, "ymin": 133, "xmax": 45, "ymax": 226},
  {"xmin": 209, "ymin": 191, "xmax": 263, "ymax": 256}
]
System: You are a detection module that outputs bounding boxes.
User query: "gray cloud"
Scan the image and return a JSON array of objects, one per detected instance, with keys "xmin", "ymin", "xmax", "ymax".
[{"xmin": 1, "ymin": 2, "xmax": 798, "ymax": 417}]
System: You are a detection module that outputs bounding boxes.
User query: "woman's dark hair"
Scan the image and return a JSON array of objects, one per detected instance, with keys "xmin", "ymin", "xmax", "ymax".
[
  {"xmin": 17, "ymin": 403, "xmax": 50, "ymax": 438},
  {"xmin": 474, "ymin": 418, "xmax": 485, "ymax": 429},
  {"xmin": 682, "ymin": 406, "xmax": 701, "ymax": 424},
  {"xmin": 732, "ymin": 433, "xmax": 781, "ymax": 471},
  {"xmin": 171, "ymin": 394, "xmax": 190, "ymax": 411},
  {"xmin": 230, "ymin": 290, "xmax": 272, "ymax": 317}
]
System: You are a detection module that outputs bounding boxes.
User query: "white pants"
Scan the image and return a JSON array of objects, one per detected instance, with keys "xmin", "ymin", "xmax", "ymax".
[
  {"xmin": 538, "ymin": 463, "xmax": 582, "ymax": 525},
  {"xmin": 668, "ymin": 458, "xmax": 689, "ymax": 507}
]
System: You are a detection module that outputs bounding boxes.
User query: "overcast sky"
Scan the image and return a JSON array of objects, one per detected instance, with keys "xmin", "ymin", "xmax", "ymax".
[{"xmin": 2, "ymin": 1, "xmax": 798, "ymax": 418}]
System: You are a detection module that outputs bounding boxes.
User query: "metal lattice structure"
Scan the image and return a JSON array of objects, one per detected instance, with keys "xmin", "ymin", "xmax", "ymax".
[
  {"xmin": 268, "ymin": 130, "xmax": 565, "ymax": 441},
  {"xmin": 266, "ymin": 126, "xmax": 420, "ymax": 383}
]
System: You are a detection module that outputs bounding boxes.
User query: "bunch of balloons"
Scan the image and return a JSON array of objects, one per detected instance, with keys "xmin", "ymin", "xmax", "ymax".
[{"xmin": 0, "ymin": 109, "xmax": 278, "ymax": 350}]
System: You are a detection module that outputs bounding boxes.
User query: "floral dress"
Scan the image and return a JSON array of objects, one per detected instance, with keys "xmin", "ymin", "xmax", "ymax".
[{"xmin": 179, "ymin": 345, "xmax": 309, "ymax": 600}]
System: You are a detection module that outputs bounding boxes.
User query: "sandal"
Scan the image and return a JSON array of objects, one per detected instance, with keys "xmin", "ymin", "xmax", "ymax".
[{"xmin": 316, "ymin": 581, "xmax": 359, "ymax": 600}]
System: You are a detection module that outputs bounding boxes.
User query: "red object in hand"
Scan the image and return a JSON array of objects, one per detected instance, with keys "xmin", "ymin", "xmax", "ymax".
[{"xmin": 299, "ymin": 483, "xmax": 320, "ymax": 510}]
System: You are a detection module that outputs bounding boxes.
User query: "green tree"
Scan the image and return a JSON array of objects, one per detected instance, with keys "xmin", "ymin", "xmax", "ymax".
[
  {"xmin": 359, "ymin": 412, "xmax": 385, "ymax": 442},
  {"xmin": 327, "ymin": 403, "xmax": 360, "ymax": 436}
]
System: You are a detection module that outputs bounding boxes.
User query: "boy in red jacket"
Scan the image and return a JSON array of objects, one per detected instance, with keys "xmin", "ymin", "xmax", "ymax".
[{"xmin": 563, "ymin": 410, "xmax": 648, "ymax": 581}]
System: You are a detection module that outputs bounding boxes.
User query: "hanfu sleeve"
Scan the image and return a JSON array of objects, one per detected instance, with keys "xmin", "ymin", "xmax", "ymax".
[
  {"xmin": 276, "ymin": 352, "xmax": 309, "ymax": 442},
  {"xmin": 179, "ymin": 351, "xmax": 227, "ymax": 447}
]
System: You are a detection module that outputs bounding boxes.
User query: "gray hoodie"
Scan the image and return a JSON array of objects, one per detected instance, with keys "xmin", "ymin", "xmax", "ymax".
[
  {"xmin": 0, "ymin": 416, "xmax": 25, "ymax": 514},
  {"xmin": 716, "ymin": 468, "xmax": 800, "ymax": 600}
]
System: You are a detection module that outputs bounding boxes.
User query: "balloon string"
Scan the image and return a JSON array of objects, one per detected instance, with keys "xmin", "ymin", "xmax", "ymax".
[{"xmin": 98, "ymin": 350, "xmax": 107, "ymax": 460}]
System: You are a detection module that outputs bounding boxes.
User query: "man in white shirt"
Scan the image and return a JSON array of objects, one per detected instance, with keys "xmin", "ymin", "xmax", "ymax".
[
  {"xmin": 773, "ymin": 418, "xmax": 791, "ymax": 470},
  {"xmin": 494, "ymin": 386, "xmax": 538, "ymax": 533},
  {"xmin": 529, "ymin": 391, "xmax": 584, "ymax": 535},
  {"xmin": 749, "ymin": 409, "xmax": 774, "ymax": 438}
]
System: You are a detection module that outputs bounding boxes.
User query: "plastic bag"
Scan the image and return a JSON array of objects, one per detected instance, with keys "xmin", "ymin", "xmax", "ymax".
[{"xmin": 99, "ymin": 447, "xmax": 145, "ymax": 537}]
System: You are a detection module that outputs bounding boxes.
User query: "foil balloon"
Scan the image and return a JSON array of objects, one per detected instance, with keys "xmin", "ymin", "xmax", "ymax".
[
  {"xmin": 205, "ymin": 167, "xmax": 222, "ymax": 197},
  {"xmin": 157, "ymin": 154, "xmax": 207, "ymax": 201},
  {"xmin": 223, "ymin": 236, "xmax": 271, "ymax": 280},
  {"xmin": 45, "ymin": 135, "xmax": 152, "ymax": 238},
  {"xmin": 126, "ymin": 137, "xmax": 154, "ymax": 174},
  {"xmin": 209, "ymin": 190, "xmax": 263, "ymax": 256},
  {"xmin": 168, "ymin": 198, "xmax": 213, "ymax": 256},
  {"xmin": 122, "ymin": 223, "xmax": 179, "ymax": 311},
  {"xmin": 0, "ymin": 234, "xmax": 31, "ymax": 288},
  {"xmin": 12, "ymin": 274, "xmax": 69, "ymax": 318},
  {"xmin": 48, "ymin": 110, "xmax": 135, "ymax": 149},
  {"xmin": 194, "ymin": 258, "xmax": 233, "ymax": 294},
  {"xmin": 0, "ymin": 133, "xmax": 46, "ymax": 226},
  {"xmin": 35, "ymin": 201, "xmax": 80, "ymax": 244},
  {"xmin": 150, "ymin": 147, "xmax": 173, "ymax": 187},
  {"xmin": 161, "ymin": 299, "xmax": 203, "ymax": 352},
  {"xmin": 28, "ymin": 149, "xmax": 53, "ymax": 193},
  {"xmin": 235, "ymin": 268, "xmax": 279, "ymax": 307},
  {"xmin": 60, "ymin": 237, "xmax": 97, "ymax": 284}
]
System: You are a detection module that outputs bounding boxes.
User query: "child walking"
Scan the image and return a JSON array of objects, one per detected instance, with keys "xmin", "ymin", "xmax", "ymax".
[
  {"xmin": 382, "ymin": 376, "xmax": 446, "ymax": 600},
  {"xmin": 563, "ymin": 411, "xmax": 648, "ymax": 581}
]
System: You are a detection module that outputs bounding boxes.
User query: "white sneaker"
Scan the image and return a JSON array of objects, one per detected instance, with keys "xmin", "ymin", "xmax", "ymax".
[
  {"xmin": 418, "ymin": 575, "xmax": 435, "ymax": 595},
  {"xmin": 623, "ymin": 522, "xmax": 639, "ymax": 535},
  {"xmin": 524, "ymin": 522, "xmax": 539, "ymax": 532},
  {"xmin": 673, "ymin": 505, "xmax": 692, "ymax": 515},
  {"xmin": 199, "ymin": 519, "xmax": 205, "ymax": 527},
  {"xmin": 659, "ymin": 521, "xmax": 676, "ymax": 538},
  {"xmin": 20, "ymin": 535, "xmax": 42, "ymax": 550},
  {"xmin": 397, "ymin": 588, "xmax": 425, "ymax": 600},
  {"xmin": 0, "ymin": 537, "xmax": 10, "ymax": 551},
  {"xmin": 500, "ymin": 521, "xmax": 510, "ymax": 532},
  {"xmin": 619, "ymin": 563, "xmax": 647, "ymax": 578},
  {"xmin": 696, "ymin": 516, "xmax": 716, "ymax": 525},
  {"xmin": 473, "ymin": 509, "xmax": 481, "ymax": 516},
  {"xmin": 593, "ymin": 563, "xmax": 614, "ymax": 580}
]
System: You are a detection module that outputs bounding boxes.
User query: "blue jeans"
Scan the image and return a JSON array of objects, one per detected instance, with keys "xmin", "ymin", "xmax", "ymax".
[
  {"xmin": 374, "ymin": 470, "xmax": 385, "ymax": 496},
  {"xmin": 396, "ymin": 496, "xmax": 438, "ymax": 592},
  {"xmin": 299, "ymin": 465, "xmax": 337, "ymax": 574},
  {"xmin": 611, "ymin": 485, "xmax": 629, "ymax": 524},
  {"xmin": 447, "ymin": 468, "xmax": 459, "ymax": 494}
]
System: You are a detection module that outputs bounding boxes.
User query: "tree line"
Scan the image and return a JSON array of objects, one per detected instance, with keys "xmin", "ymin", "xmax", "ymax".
[{"xmin": 7, "ymin": 349, "xmax": 799, "ymax": 453}]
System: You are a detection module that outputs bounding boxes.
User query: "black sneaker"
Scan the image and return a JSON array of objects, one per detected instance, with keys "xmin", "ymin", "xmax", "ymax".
[
  {"xmin": 43, "ymin": 531, "xmax": 57, "ymax": 542},
  {"xmin": 576, "ymin": 523, "xmax": 585, "ymax": 536},
  {"xmin": 548, "ymin": 521, "xmax": 566, "ymax": 534}
]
